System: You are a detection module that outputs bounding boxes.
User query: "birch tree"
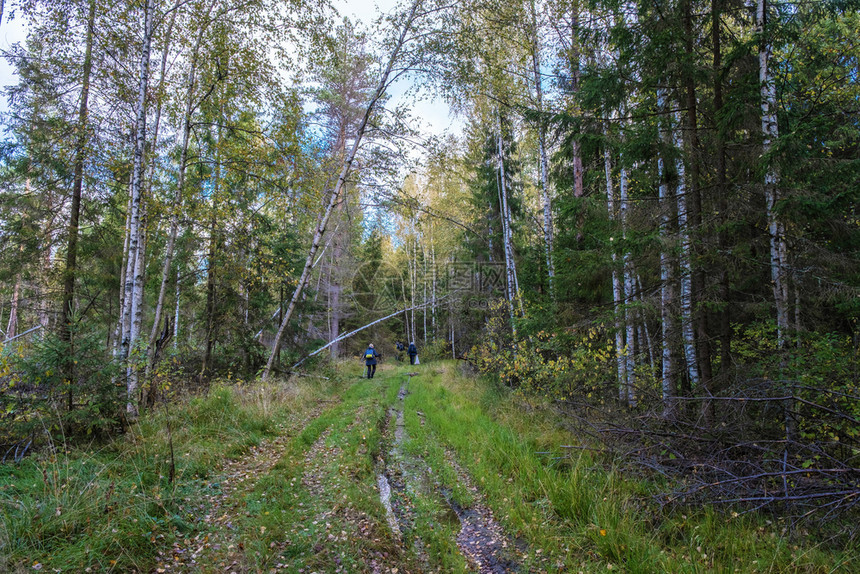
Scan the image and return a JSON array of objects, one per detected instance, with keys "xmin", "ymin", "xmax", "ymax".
[
  {"xmin": 757, "ymin": 0, "xmax": 789, "ymax": 348},
  {"xmin": 261, "ymin": 0, "xmax": 427, "ymax": 380},
  {"xmin": 119, "ymin": 0, "xmax": 155, "ymax": 416}
]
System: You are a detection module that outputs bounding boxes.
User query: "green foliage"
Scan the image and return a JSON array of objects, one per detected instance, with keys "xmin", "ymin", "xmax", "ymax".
[
  {"xmin": 1, "ymin": 324, "xmax": 122, "ymax": 444},
  {"xmin": 469, "ymin": 299, "xmax": 616, "ymax": 402},
  {"xmin": 0, "ymin": 378, "xmax": 309, "ymax": 572},
  {"xmin": 419, "ymin": 337, "xmax": 451, "ymax": 360},
  {"xmin": 731, "ymin": 323, "xmax": 860, "ymax": 461},
  {"xmin": 405, "ymin": 362, "xmax": 855, "ymax": 572}
]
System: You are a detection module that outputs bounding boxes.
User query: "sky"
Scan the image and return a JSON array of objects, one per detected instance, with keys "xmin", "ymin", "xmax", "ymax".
[
  {"xmin": 334, "ymin": 0, "xmax": 461, "ymax": 138},
  {"xmin": 0, "ymin": 16, "xmax": 27, "ymax": 113},
  {"xmin": 0, "ymin": 1, "xmax": 461, "ymax": 137}
]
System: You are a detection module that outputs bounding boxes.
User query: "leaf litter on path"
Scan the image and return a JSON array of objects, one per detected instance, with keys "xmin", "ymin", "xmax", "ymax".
[{"xmin": 153, "ymin": 403, "xmax": 329, "ymax": 573}]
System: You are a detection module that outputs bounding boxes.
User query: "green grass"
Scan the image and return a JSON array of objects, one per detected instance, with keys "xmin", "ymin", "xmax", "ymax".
[
  {"xmin": 0, "ymin": 374, "xmax": 331, "ymax": 573},
  {"xmin": 1, "ymin": 360, "xmax": 854, "ymax": 573},
  {"xmin": 235, "ymin": 361, "xmax": 424, "ymax": 572},
  {"xmin": 399, "ymin": 361, "xmax": 857, "ymax": 573}
]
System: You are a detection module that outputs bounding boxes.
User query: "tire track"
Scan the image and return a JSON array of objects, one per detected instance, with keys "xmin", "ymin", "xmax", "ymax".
[{"xmin": 152, "ymin": 403, "xmax": 330, "ymax": 573}]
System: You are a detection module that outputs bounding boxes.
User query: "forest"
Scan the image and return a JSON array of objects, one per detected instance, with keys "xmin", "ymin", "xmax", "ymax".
[{"xmin": 0, "ymin": 0, "xmax": 858, "ymax": 571}]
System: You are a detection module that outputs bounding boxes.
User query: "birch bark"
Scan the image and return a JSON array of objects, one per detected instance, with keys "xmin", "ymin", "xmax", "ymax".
[
  {"xmin": 604, "ymin": 126, "xmax": 626, "ymax": 401},
  {"xmin": 120, "ymin": 0, "xmax": 155, "ymax": 416},
  {"xmin": 620, "ymin": 163, "xmax": 636, "ymax": 407},
  {"xmin": 497, "ymin": 127, "xmax": 524, "ymax": 319},
  {"xmin": 674, "ymin": 111, "xmax": 700, "ymax": 388},
  {"xmin": 657, "ymin": 89, "xmax": 677, "ymax": 417},
  {"xmin": 757, "ymin": 0, "xmax": 789, "ymax": 347},
  {"xmin": 145, "ymin": 0, "xmax": 197, "ymax": 387},
  {"xmin": 6, "ymin": 273, "xmax": 20, "ymax": 341},
  {"xmin": 529, "ymin": 0, "xmax": 554, "ymax": 294}
]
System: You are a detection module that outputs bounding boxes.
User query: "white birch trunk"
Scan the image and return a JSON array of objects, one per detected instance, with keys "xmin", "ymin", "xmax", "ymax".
[
  {"xmin": 409, "ymin": 235, "xmax": 418, "ymax": 343},
  {"xmin": 127, "ymin": 204, "xmax": 148, "ymax": 406},
  {"xmin": 497, "ymin": 128, "xmax": 524, "ymax": 319},
  {"xmin": 450, "ymin": 304, "xmax": 455, "ymax": 359},
  {"xmin": 112, "ymin": 189, "xmax": 134, "ymax": 357},
  {"xmin": 657, "ymin": 89, "xmax": 677, "ymax": 417},
  {"xmin": 5, "ymin": 273, "xmax": 20, "ymax": 341},
  {"xmin": 431, "ymin": 226, "xmax": 437, "ymax": 340},
  {"xmin": 529, "ymin": 0, "xmax": 554, "ymax": 294},
  {"xmin": 757, "ymin": 0, "xmax": 788, "ymax": 347},
  {"xmin": 261, "ymin": 0, "xmax": 424, "ymax": 379},
  {"xmin": 604, "ymin": 127, "xmax": 626, "ymax": 400},
  {"xmin": 674, "ymin": 111, "xmax": 700, "ymax": 388},
  {"xmin": 620, "ymin": 165, "xmax": 636, "ymax": 408},
  {"xmin": 144, "ymin": 0, "xmax": 194, "ymax": 378},
  {"xmin": 120, "ymin": 0, "xmax": 155, "ymax": 416},
  {"xmin": 173, "ymin": 268, "xmax": 180, "ymax": 349}
]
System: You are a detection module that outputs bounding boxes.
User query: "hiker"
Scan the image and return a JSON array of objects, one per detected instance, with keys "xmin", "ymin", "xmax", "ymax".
[
  {"xmin": 408, "ymin": 341, "xmax": 418, "ymax": 365},
  {"xmin": 395, "ymin": 341, "xmax": 405, "ymax": 362},
  {"xmin": 364, "ymin": 343, "xmax": 380, "ymax": 379}
]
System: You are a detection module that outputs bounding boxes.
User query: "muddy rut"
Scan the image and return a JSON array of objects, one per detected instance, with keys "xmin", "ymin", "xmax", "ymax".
[{"xmin": 377, "ymin": 375, "xmax": 521, "ymax": 573}]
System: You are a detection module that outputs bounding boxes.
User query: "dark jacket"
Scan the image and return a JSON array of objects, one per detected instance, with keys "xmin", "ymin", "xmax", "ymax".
[
  {"xmin": 408, "ymin": 343, "xmax": 417, "ymax": 356},
  {"xmin": 364, "ymin": 348, "xmax": 379, "ymax": 365}
]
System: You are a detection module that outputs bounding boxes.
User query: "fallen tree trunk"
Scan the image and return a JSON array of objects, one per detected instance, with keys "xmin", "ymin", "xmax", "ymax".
[{"xmin": 292, "ymin": 293, "xmax": 453, "ymax": 370}]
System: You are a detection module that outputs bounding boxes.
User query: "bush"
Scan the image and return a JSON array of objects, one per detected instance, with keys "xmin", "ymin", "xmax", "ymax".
[
  {"xmin": 0, "ymin": 323, "xmax": 123, "ymax": 447},
  {"xmin": 419, "ymin": 338, "xmax": 451, "ymax": 360}
]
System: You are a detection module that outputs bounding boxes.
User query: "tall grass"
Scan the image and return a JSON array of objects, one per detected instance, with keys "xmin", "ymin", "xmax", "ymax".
[
  {"xmin": 0, "ymin": 376, "xmax": 317, "ymax": 572},
  {"xmin": 405, "ymin": 362, "xmax": 856, "ymax": 573}
]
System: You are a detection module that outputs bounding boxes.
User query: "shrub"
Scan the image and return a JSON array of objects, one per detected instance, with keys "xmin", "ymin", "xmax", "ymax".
[{"xmin": 1, "ymin": 322, "xmax": 122, "ymax": 446}]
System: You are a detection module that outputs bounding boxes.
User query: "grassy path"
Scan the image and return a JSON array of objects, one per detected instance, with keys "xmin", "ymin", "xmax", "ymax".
[{"xmin": 2, "ymin": 360, "xmax": 854, "ymax": 573}]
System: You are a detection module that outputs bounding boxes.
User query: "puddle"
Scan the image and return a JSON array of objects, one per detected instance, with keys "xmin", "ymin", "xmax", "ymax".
[
  {"xmin": 443, "ymin": 453, "xmax": 522, "ymax": 572},
  {"xmin": 376, "ymin": 472, "xmax": 401, "ymax": 538},
  {"xmin": 449, "ymin": 499, "xmax": 519, "ymax": 573}
]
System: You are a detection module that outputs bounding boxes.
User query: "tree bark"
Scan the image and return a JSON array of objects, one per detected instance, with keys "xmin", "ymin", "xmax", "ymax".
[
  {"xmin": 682, "ymin": 0, "xmax": 714, "ymax": 409},
  {"xmin": 497, "ymin": 123, "xmax": 524, "ymax": 319},
  {"xmin": 604, "ymin": 126, "xmax": 627, "ymax": 403},
  {"xmin": 657, "ymin": 89, "xmax": 678, "ymax": 418},
  {"xmin": 620, "ymin": 162, "xmax": 636, "ymax": 408},
  {"xmin": 173, "ymin": 268, "xmax": 180, "ymax": 349},
  {"xmin": 529, "ymin": 0, "xmax": 555, "ymax": 295},
  {"xmin": 430, "ymin": 225, "xmax": 437, "ymax": 340},
  {"xmin": 757, "ymin": 0, "xmax": 788, "ymax": 347},
  {"xmin": 145, "ymin": 4, "xmax": 205, "ymax": 390},
  {"xmin": 674, "ymin": 110, "xmax": 700, "ymax": 390},
  {"xmin": 120, "ymin": 0, "xmax": 155, "ymax": 417},
  {"xmin": 261, "ymin": 0, "xmax": 424, "ymax": 380},
  {"xmin": 60, "ymin": 0, "xmax": 96, "ymax": 403},
  {"xmin": 6, "ymin": 273, "xmax": 20, "ymax": 341},
  {"xmin": 712, "ymin": 0, "xmax": 730, "ymax": 406},
  {"xmin": 202, "ymin": 112, "xmax": 223, "ymax": 380}
]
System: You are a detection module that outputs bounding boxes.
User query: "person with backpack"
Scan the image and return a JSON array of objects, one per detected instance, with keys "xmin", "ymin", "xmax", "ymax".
[
  {"xmin": 364, "ymin": 343, "xmax": 380, "ymax": 379},
  {"xmin": 395, "ymin": 341, "xmax": 405, "ymax": 362},
  {"xmin": 407, "ymin": 341, "xmax": 418, "ymax": 365}
]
